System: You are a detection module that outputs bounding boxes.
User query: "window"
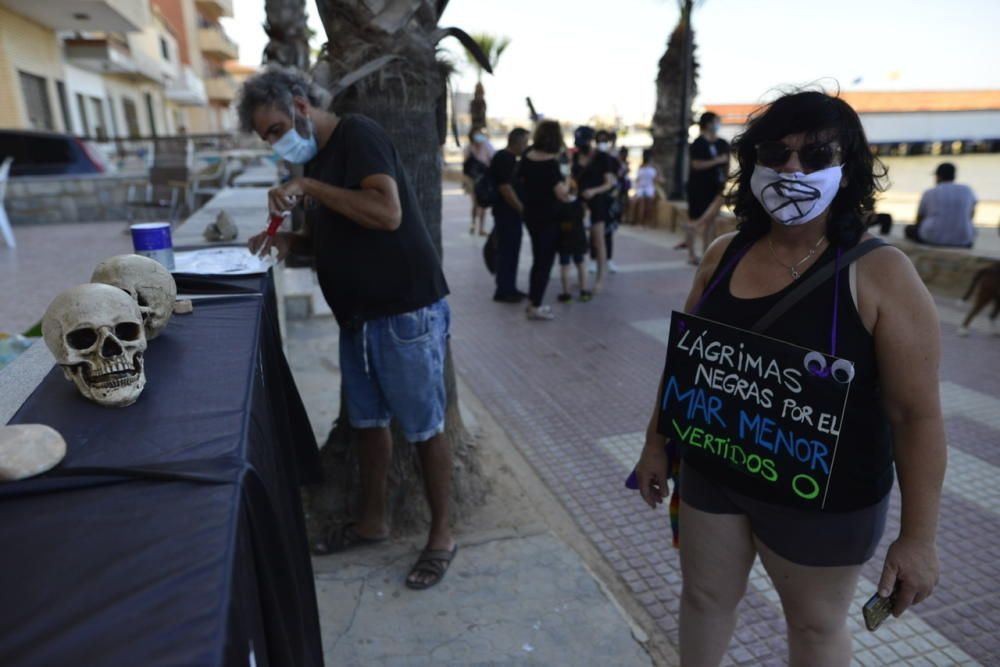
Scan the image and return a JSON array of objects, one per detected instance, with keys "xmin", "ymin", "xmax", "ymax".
[
  {"xmin": 76, "ymin": 93, "xmax": 91, "ymax": 136},
  {"xmin": 18, "ymin": 71, "xmax": 54, "ymax": 130},
  {"xmin": 106, "ymin": 95, "xmax": 120, "ymax": 138},
  {"xmin": 122, "ymin": 97, "xmax": 141, "ymax": 138},
  {"xmin": 144, "ymin": 92, "xmax": 158, "ymax": 137},
  {"xmin": 55, "ymin": 80, "xmax": 73, "ymax": 134},
  {"xmin": 90, "ymin": 97, "xmax": 107, "ymax": 141},
  {"xmin": 160, "ymin": 37, "xmax": 170, "ymax": 61}
]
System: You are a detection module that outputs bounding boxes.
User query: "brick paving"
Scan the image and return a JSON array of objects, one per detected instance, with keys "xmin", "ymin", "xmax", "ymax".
[{"xmin": 441, "ymin": 185, "xmax": 999, "ymax": 666}]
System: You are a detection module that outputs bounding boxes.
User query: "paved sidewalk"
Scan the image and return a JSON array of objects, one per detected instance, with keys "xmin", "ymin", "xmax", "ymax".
[
  {"xmin": 441, "ymin": 186, "xmax": 999, "ymax": 666},
  {"xmin": 285, "ymin": 315, "xmax": 658, "ymax": 666}
]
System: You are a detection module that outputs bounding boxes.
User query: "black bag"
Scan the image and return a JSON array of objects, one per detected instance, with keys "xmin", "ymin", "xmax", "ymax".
[
  {"xmin": 482, "ymin": 228, "xmax": 499, "ymax": 274},
  {"xmin": 463, "ymin": 155, "xmax": 487, "ymax": 179},
  {"xmin": 474, "ymin": 173, "xmax": 498, "ymax": 208}
]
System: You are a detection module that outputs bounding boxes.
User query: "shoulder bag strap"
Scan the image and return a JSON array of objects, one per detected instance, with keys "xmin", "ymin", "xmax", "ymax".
[{"xmin": 751, "ymin": 238, "xmax": 888, "ymax": 334}]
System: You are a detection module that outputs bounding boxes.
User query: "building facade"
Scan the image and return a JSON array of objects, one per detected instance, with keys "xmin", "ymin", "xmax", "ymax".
[
  {"xmin": 0, "ymin": 0, "xmax": 239, "ymax": 138},
  {"xmin": 705, "ymin": 91, "xmax": 1000, "ymax": 155}
]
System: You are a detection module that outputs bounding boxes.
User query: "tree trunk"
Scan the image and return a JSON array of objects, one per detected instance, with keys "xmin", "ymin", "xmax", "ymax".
[
  {"xmin": 469, "ymin": 81, "xmax": 487, "ymax": 130},
  {"xmin": 263, "ymin": 0, "xmax": 311, "ymax": 69},
  {"xmin": 650, "ymin": 12, "xmax": 697, "ymax": 200},
  {"xmin": 303, "ymin": 0, "xmax": 488, "ymax": 543}
]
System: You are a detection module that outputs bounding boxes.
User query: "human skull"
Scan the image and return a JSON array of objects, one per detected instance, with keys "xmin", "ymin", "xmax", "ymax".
[
  {"xmin": 42, "ymin": 284, "xmax": 148, "ymax": 408},
  {"xmin": 91, "ymin": 254, "xmax": 177, "ymax": 339}
]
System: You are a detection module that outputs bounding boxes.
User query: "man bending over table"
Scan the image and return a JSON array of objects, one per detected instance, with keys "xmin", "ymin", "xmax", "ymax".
[{"xmin": 239, "ymin": 65, "xmax": 455, "ymax": 590}]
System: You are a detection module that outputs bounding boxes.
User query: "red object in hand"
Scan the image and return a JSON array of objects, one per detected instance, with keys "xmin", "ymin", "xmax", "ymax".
[{"xmin": 266, "ymin": 213, "xmax": 283, "ymax": 237}]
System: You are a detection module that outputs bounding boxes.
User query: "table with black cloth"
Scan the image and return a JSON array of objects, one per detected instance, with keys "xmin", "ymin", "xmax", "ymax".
[{"xmin": 0, "ymin": 270, "xmax": 324, "ymax": 666}]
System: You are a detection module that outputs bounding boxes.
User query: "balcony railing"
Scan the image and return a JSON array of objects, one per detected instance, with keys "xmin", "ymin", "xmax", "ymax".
[
  {"xmin": 197, "ymin": 26, "xmax": 238, "ymax": 61},
  {"xmin": 194, "ymin": 0, "xmax": 233, "ymax": 21},
  {"xmin": 166, "ymin": 66, "xmax": 208, "ymax": 107},
  {"xmin": 205, "ymin": 74, "xmax": 238, "ymax": 103},
  {"xmin": 0, "ymin": 0, "xmax": 150, "ymax": 32}
]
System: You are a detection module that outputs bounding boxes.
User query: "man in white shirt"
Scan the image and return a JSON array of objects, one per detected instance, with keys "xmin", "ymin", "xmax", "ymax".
[{"xmin": 905, "ymin": 162, "xmax": 977, "ymax": 248}]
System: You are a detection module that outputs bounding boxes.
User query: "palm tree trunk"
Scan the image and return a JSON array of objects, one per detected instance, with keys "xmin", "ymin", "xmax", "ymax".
[
  {"xmin": 650, "ymin": 8, "xmax": 697, "ymax": 201},
  {"xmin": 304, "ymin": 0, "xmax": 487, "ymax": 541},
  {"xmin": 263, "ymin": 0, "xmax": 311, "ymax": 68}
]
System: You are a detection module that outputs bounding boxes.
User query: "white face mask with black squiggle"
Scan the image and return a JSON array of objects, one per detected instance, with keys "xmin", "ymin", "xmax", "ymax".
[{"xmin": 750, "ymin": 164, "xmax": 843, "ymax": 226}]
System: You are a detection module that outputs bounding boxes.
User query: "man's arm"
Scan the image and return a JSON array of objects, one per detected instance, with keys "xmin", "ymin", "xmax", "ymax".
[
  {"xmin": 270, "ymin": 174, "xmax": 402, "ymax": 232},
  {"xmin": 915, "ymin": 191, "xmax": 928, "ymax": 225},
  {"xmin": 498, "ymin": 184, "xmax": 523, "ymax": 214}
]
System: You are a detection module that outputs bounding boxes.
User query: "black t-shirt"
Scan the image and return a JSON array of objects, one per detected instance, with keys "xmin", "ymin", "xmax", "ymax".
[
  {"xmin": 686, "ymin": 136, "xmax": 730, "ymax": 207},
  {"xmin": 488, "ymin": 148, "xmax": 519, "ymax": 216},
  {"xmin": 572, "ymin": 150, "xmax": 616, "ymax": 192},
  {"xmin": 304, "ymin": 114, "xmax": 449, "ymax": 327},
  {"xmin": 517, "ymin": 156, "xmax": 563, "ymax": 225}
]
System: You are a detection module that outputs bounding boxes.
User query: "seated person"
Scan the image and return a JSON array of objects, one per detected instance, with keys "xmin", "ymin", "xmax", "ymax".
[{"xmin": 905, "ymin": 162, "xmax": 977, "ymax": 248}]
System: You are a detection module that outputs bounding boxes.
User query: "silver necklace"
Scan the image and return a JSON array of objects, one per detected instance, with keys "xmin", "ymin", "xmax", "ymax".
[{"xmin": 767, "ymin": 235, "xmax": 827, "ymax": 279}]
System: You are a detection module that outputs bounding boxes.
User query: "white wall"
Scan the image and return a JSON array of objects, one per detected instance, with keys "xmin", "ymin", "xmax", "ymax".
[
  {"xmin": 63, "ymin": 64, "xmax": 109, "ymax": 136},
  {"xmin": 858, "ymin": 111, "xmax": 1000, "ymax": 144}
]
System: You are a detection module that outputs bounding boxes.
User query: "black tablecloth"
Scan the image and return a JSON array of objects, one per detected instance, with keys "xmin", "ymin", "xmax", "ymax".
[{"xmin": 0, "ymin": 281, "xmax": 323, "ymax": 666}]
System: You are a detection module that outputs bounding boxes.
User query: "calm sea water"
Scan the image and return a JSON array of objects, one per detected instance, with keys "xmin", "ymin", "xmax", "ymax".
[{"xmin": 879, "ymin": 154, "xmax": 1000, "ymax": 200}]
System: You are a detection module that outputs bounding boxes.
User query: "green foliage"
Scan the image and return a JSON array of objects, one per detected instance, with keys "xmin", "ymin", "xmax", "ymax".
[{"xmin": 462, "ymin": 33, "xmax": 511, "ymax": 82}]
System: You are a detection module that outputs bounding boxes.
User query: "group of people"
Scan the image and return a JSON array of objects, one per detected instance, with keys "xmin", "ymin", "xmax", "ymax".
[
  {"xmin": 465, "ymin": 122, "xmax": 633, "ymax": 319},
  {"xmin": 239, "ymin": 63, "xmax": 945, "ymax": 667}
]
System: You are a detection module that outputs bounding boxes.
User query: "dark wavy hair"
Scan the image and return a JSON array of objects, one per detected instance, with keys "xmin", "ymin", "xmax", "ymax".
[
  {"xmin": 533, "ymin": 120, "xmax": 565, "ymax": 154},
  {"xmin": 727, "ymin": 90, "xmax": 888, "ymax": 247}
]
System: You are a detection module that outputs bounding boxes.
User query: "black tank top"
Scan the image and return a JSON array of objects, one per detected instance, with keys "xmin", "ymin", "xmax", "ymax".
[{"xmin": 690, "ymin": 230, "xmax": 894, "ymax": 511}]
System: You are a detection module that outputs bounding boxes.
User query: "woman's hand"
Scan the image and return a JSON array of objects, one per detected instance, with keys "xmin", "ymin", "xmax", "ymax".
[
  {"xmin": 581, "ymin": 188, "xmax": 595, "ymax": 201},
  {"xmin": 248, "ymin": 230, "xmax": 293, "ymax": 261},
  {"xmin": 878, "ymin": 536, "xmax": 939, "ymax": 616},
  {"xmin": 634, "ymin": 434, "xmax": 669, "ymax": 509}
]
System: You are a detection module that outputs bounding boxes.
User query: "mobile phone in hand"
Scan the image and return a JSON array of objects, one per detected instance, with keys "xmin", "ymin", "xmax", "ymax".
[{"xmin": 862, "ymin": 592, "xmax": 895, "ymax": 631}]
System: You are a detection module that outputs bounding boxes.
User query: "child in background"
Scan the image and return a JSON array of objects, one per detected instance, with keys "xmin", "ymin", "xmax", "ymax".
[
  {"xmin": 634, "ymin": 150, "xmax": 659, "ymax": 226},
  {"xmin": 556, "ymin": 200, "xmax": 592, "ymax": 303}
]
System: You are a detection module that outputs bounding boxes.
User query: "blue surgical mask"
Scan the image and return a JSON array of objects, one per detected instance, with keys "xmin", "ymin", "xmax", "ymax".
[{"xmin": 272, "ymin": 110, "xmax": 317, "ymax": 164}]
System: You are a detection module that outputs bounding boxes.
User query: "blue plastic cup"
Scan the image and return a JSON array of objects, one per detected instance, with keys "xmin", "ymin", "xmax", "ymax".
[{"xmin": 130, "ymin": 222, "xmax": 175, "ymax": 270}]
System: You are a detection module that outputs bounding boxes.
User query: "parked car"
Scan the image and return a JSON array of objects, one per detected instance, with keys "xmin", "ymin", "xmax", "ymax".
[{"xmin": 0, "ymin": 129, "xmax": 110, "ymax": 176}]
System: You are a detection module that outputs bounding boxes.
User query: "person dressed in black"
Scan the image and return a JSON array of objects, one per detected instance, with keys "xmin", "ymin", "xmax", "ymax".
[
  {"xmin": 517, "ymin": 119, "xmax": 574, "ymax": 320},
  {"xmin": 239, "ymin": 65, "xmax": 457, "ymax": 590},
  {"xmin": 571, "ymin": 126, "xmax": 618, "ymax": 291},
  {"xmin": 685, "ymin": 111, "xmax": 730, "ymax": 264},
  {"xmin": 489, "ymin": 127, "xmax": 530, "ymax": 303}
]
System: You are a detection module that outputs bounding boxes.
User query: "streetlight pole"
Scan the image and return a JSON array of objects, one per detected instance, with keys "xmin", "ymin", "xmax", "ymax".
[{"xmin": 669, "ymin": 0, "xmax": 694, "ymax": 200}]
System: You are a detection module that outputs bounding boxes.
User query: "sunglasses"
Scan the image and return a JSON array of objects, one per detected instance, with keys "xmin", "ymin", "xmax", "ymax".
[{"xmin": 756, "ymin": 140, "xmax": 839, "ymax": 171}]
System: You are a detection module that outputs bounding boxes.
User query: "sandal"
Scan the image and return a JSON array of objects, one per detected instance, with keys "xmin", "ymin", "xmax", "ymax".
[
  {"xmin": 312, "ymin": 521, "xmax": 387, "ymax": 555},
  {"xmin": 406, "ymin": 544, "xmax": 458, "ymax": 590}
]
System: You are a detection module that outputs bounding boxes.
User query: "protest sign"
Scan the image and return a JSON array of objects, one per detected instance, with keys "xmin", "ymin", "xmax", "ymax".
[{"xmin": 658, "ymin": 311, "xmax": 855, "ymax": 509}]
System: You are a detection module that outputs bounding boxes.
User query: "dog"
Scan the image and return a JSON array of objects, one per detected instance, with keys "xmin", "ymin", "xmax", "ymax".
[{"xmin": 958, "ymin": 263, "xmax": 1000, "ymax": 337}]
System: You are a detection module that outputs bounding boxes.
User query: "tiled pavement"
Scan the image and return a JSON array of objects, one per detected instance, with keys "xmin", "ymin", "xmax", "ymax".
[{"xmin": 440, "ymin": 186, "xmax": 999, "ymax": 666}]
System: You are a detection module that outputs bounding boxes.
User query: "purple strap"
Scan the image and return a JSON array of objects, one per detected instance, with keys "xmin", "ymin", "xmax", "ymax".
[
  {"xmin": 830, "ymin": 247, "xmax": 842, "ymax": 357},
  {"xmin": 691, "ymin": 243, "xmax": 753, "ymax": 316}
]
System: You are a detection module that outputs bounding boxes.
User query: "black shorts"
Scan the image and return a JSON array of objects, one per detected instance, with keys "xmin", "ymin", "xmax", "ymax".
[
  {"xmin": 587, "ymin": 195, "xmax": 612, "ymax": 224},
  {"xmin": 687, "ymin": 197, "xmax": 713, "ymax": 221},
  {"xmin": 680, "ymin": 462, "xmax": 889, "ymax": 567}
]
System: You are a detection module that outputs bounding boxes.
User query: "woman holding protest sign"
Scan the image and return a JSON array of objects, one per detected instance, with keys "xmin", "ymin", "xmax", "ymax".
[{"xmin": 633, "ymin": 90, "xmax": 945, "ymax": 667}]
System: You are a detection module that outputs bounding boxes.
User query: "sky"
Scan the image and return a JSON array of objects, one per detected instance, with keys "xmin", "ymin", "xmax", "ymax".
[{"xmin": 224, "ymin": 0, "xmax": 1000, "ymax": 125}]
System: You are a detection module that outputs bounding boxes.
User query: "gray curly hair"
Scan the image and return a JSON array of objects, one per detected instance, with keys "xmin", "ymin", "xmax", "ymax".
[{"xmin": 236, "ymin": 65, "xmax": 332, "ymax": 134}]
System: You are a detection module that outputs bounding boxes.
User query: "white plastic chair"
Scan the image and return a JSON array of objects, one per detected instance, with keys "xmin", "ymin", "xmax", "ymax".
[{"xmin": 0, "ymin": 157, "xmax": 14, "ymax": 248}]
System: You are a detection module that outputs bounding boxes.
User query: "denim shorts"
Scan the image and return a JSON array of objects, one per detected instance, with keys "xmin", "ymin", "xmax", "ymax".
[
  {"xmin": 338, "ymin": 299, "xmax": 450, "ymax": 443},
  {"xmin": 680, "ymin": 462, "xmax": 889, "ymax": 567}
]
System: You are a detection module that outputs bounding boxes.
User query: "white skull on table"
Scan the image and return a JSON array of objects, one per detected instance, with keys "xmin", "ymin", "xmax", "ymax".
[
  {"xmin": 42, "ymin": 284, "xmax": 148, "ymax": 407},
  {"xmin": 91, "ymin": 254, "xmax": 177, "ymax": 339}
]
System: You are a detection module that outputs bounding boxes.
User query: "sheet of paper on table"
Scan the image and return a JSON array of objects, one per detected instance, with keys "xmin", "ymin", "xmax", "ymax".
[{"xmin": 172, "ymin": 247, "xmax": 273, "ymax": 275}]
